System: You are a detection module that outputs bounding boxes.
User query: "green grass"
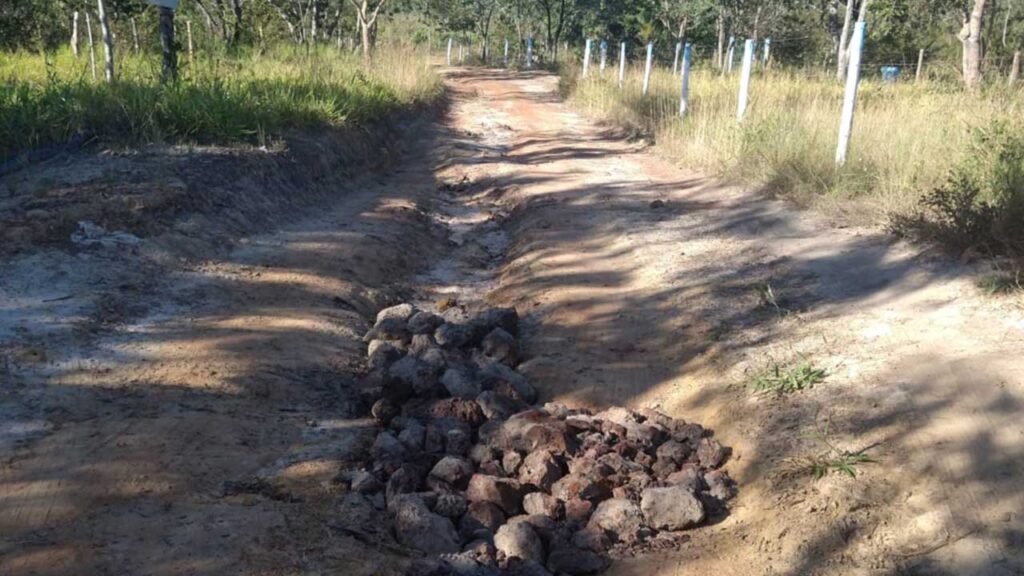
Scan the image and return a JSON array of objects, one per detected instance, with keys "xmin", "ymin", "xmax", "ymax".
[
  {"xmin": 752, "ymin": 360, "xmax": 828, "ymax": 394},
  {"xmin": 0, "ymin": 44, "xmax": 443, "ymax": 161},
  {"xmin": 562, "ymin": 63, "xmax": 1024, "ymax": 227},
  {"xmin": 796, "ymin": 417, "xmax": 878, "ymax": 480}
]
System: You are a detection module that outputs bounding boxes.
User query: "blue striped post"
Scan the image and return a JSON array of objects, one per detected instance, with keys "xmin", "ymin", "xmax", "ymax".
[{"xmin": 526, "ymin": 37, "xmax": 533, "ymax": 68}]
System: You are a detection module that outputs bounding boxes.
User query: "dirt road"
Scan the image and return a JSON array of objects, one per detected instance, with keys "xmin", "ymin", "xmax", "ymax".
[{"xmin": 3, "ymin": 67, "xmax": 1023, "ymax": 576}]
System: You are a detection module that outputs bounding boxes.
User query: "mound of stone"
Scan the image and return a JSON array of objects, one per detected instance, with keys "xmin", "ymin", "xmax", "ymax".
[{"xmin": 348, "ymin": 302, "xmax": 735, "ymax": 575}]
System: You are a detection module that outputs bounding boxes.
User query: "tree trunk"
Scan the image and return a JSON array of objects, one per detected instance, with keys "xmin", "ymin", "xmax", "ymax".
[
  {"xmin": 131, "ymin": 17, "xmax": 140, "ymax": 54},
  {"xmin": 71, "ymin": 11, "xmax": 80, "ymax": 57},
  {"xmin": 159, "ymin": 7, "xmax": 177, "ymax": 83},
  {"xmin": 96, "ymin": 0, "xmax": 114, "ymax": 82},
  {"xmin": 715, "ymin": 8, "xmax": 725, "ymax": 69},
  {"xmin": 962, "ymin": 0, "xmax": 988, "ymax": 90},
  {"xmin": 86, "ymin": 12, "xmax": 97, "ymax": 80},
  {"xmin": 232, "ymin": 0, "xmax": 243, "ymax": 46},
  {"xmin": 837, "ymin": 0, "xmax": 855, "ymax": 80}
]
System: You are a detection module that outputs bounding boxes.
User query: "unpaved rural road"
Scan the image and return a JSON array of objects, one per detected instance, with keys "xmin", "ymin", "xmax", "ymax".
[{"xmin": 2, "ymin": 68, "xmax": 1023, "ymax": 576}]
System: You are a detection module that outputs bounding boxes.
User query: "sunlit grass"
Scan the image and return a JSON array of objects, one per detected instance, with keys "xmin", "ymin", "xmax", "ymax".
[
  {"xmin": 563, "ymin": 63, "xmax": 1024, "ymax": 224},
  {"xmin": 0, "ymin": 44, "xmax": 442, "ymax": 161}
]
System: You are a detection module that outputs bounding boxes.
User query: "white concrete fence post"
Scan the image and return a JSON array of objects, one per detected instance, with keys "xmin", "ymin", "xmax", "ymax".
[
  {"xmin": 679, "ymin": 43, "xmax": 693, "ymax": 117},
  {"xmin": 763, "ymin": 38, "xmax": 772, "ymax": 69},
  {"xmin": 836, "ymin": 21, "xmax": 866, "ymax": 166},
  {"xmin": 583, "ymin": 38, "xmax": 592, "ymax": 77},
  {"xmin": 618, "ymin": 42, "xmax": 626, "ymax": 87},
  {"xmin": 642, "ymin": 41, "xmax": 654, "ymax": 96},
  {"xmin": 737, "ymin": 39, "xmax": 755, "ymax": 121},
  {"xmin": 447, "ymin": 37, "xmax": 453, "ymax": 66},
  {"xmin": 600, "ymin": 40, "xmax": 607, "ymax": 72},
  {"xmin": 504, "ymin": 38, "xmax": 509, "ymax": 67}
]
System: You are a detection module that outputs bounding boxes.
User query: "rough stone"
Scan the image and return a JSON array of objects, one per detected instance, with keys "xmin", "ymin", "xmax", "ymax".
[
  {"xmin": 550, "ymin": 473, "xmax": 610, "ymax": 503},
  {"xmin": 494, "ymin": 522, "xmax": 544, "ymax": 563},
  {"xmin": 408, "ymin": 310, "xmax": 444, "ymax": 335},
  {"xmin": 656, "ymin": 440, "xmax": 692, "ymax": 466},
  {"xmin": 466, "ymin": 474, "xmax": 523, "ymax": 515},
  {"xmin": 429, "ymin": 398, "xmax": 487, "ymax": 428},
  {"xmin": 460, "ymin": 501, "xmax": 506, "ymax": 536},
  {"xmin": 522, "ymin": 492, "xmax": 561, "ymax": 519},
  {"xmin": 496, "ymin": 410, "xmax": 575, "ymax": 454},
  {"xmin": 571, "ymin": 526, "xmax": 611, "ymax": 553},
  {"xmin": 696, "ymin": 438, "xmax": 727, "ymax": 469},
  {"xmin": 386, "ymin": 464, "xmax": 423, "ymax": 504},
  {"xmin": 664, "ymin": 464, "xmax": 702, "ymax": 492},
  {"xmin": 392, "ymin": 494, "xmax": 461, "ymax": 554},
  {"xmin": 518, "ymin": 450, "xmax": 564, "ymax": 491},
  {"xmin": 446, "ymin": 427, "xmax": 472, "ymax": 456},
  {"xmin": 371, "ymin": 398, "xmax": 399, "ymax": 425},
  {"xmin": 704, "ymin": 469, "xmax": 735, "ymax": 501},
  {"xmin": 372, "ymin": 430, "xmax": 407, "ymax": 463},
  {"xmin": 435, "ymin": 323, "xmax": 474, "ymax": 349},
  {"xmin": 588, "ymin": 498, "xmax": 643, "ymax": 544},
  {"xmin": 349, "ymin": 471, "xmax": 382, "ymax": 494},
  {"xmin": 376, "ymin": 303, "xmax": 417, "ymax": 326},
  {"xmin": 640, "ymin": 485, "xmax": 705, "ymax": 530},
  {"xmin": 468, "ymin": 443, "xmax": 497, "ymax": 465},
  {"xmin": 388, "ymin": 355, "xmax": 439, "ymax": 397},
  {"xmin": 409, "ymin": 334, "xmax": 436, "ymax": 357},
  {"xmin": 435, "ymin": 492, "xmax": 469, "ymax": 518},
  {"xmin": 480, "ymin": 327, "xmax": 519, "ymax": 366},
  {"xmin": 442, "ymin": 366, "xmax": 482, "ymax": 400},
  {"xmin": 564, "ymin": 498, "xmax": 594, "ymax": 524},
  {"xmin": 502, "ymin": 450, "xmax": 524, "ymax": 476},
  {"xmin": 398, "ymin": 420, "xmax": 426, "ymax": 451},
  {"xmin": 476, "ymin": 390, "xmax": 527, "ymax": 421},
  {"xmin": 367, "ymin": 339, "xmax": 402, "ymax": 371},
  {"xmin": 471, "ymin": 307, "xmax": 520, "ymax": 339},
  {"xmin": 480, "ymin": 363, "xmax": 537, "ymax": 405},
  {"xmin": 430, "ymin": 456, "xmax": 475, "ymax": 489},
  {"xmin": 505, "ymin": 559, "xmax": 552, "ymax": 576}
]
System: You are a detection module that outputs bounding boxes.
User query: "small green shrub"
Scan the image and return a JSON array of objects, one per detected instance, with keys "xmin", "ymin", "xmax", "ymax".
[
  {"xmin": 892, "ymin": 123, "xmax": 1024, "ymax": 257},
  {"xmin": 752, "ymin": 360, "xmax": 827, "ymax": 394}
]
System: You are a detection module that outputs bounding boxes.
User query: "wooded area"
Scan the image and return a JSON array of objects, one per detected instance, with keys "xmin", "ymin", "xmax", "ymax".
[{"xmin": 3, "ymin": 0, "xmax": 1023, "ymax": 87}]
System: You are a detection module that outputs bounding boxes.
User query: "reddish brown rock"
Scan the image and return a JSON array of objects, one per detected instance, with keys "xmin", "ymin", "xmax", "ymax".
[{"xmin": 465, "ymin": 474, "xmax": 523, "ymax": 514}]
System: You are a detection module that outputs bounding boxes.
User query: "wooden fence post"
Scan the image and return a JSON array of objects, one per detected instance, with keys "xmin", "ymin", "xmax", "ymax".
[
  {"xmin": 96, "ymin": 0, "xmax": 114, "ymax": 82},
  {"xmin": 159, "ymin": 6, "xmax": 176, "ymax": 82},
  {"xmin": 1010, "ymin": 51, "xmax": 1021, "ymax": 87},
  {"xmin": 915, "ymin": 49, "xmax": 925, "ymax": 82}
]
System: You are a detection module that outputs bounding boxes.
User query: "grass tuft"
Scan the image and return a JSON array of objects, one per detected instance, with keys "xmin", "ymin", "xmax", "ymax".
[{"xmin": 752, "ymin": 360, "xmax": 828, "ymax": 394}]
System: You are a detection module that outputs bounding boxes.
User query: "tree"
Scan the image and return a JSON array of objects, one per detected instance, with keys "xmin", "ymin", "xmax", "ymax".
[
  {"xmin": 962, "ymin": 0, "xmax": 988, "ymax": 89},
  {"xmin": 351, "ymin": 0, "xmax": 389, "ymax": 56}
]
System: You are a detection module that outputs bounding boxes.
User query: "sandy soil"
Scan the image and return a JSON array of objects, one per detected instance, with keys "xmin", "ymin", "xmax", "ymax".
[{"xmin": 2, "ymin": 67, "xmax": 1023, "ymax": 576}]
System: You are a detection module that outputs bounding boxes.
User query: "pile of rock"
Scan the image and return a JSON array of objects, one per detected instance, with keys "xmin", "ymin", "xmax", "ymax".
[{"xmin": 347, "ymin": 302, "xmax": 735, "ymax": 576}]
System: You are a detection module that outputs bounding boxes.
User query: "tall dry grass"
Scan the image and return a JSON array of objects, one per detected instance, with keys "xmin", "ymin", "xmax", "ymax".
[
  {"xmin": 0, "ymin": 44, "xmax": 442, "ymax": 161},
  {"xmin": 563, "ymin": 63, "xmax": 1024, "ymax": 224}
]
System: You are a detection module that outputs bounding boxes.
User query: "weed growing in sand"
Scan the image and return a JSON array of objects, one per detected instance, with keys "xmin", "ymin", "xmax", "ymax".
[
  {"xmin": 797, "ymin": 417, "xmax": 877, "ymax": 480},
  {"xmin": 752, "ymin": 360, "xmax": 827, "ymax": 394},
  {"xmin": 977, "ymin": 270, "xmax": 1023, "ymax": 296}
]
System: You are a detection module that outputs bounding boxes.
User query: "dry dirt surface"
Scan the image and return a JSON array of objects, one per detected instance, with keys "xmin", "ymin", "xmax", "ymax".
[{"xmin": 3, "ymin": 67, "xmax": 1024, "ymax": 576}]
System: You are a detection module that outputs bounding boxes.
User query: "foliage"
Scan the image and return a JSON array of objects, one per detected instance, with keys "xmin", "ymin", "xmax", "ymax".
[
  {"xmin": 891, "ymin": 123, "xmax": 1024, "ymax": 257},
  {"xmin": 752, "ymin": 360, "xmax": 828, "ymax": 394},
  {"xmin": 797, "ymin": 417, "xmax": 877, "ymax": 480},
  {"xmin": 0, "ymin": 45, "xmax": 442, "ymax": 162}
]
